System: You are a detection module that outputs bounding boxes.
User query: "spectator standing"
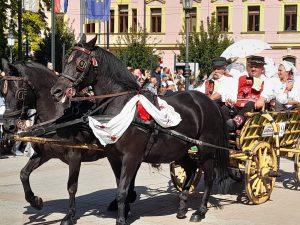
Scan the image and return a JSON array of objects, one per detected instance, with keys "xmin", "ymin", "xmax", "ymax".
[
  {"xmin": 147, "ymin": 76, "xmax": 158, "ymax": 95},
  {"xmin": 164, "ymin": 80, "xmax": 176, "ymax": 96},
  {"xmin": 151, "ymin": 65, "xmax": 162, "ymax": 87}
]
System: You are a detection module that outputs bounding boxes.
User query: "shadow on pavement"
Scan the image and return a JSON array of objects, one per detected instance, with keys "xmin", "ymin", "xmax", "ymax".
[{"xmin": 23, "ymin": 177, "xmax": 248, "ymax": 225}]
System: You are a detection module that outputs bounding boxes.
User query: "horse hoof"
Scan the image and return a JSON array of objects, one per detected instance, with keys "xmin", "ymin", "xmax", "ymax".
[
  {"xmin": 107, "ymin": 199, "xmax": 118, "ymax": 211},
  {"xmin": 30, "ymin": 196, "xmax": 43, "ymax": 210},
  {"xmin": 190, "ymin": 212, "xmax": 205, "ymax": 222},
  {"xmin": 176, "ymin": 207, "xmax": 188, "ymax": 219},
  {"xmin": 60, "ymin": 218, "xmax": 74, "ymax": 225},
  {"xmin": 116, "ymin": 218, "xmax": 126, "ymax": 225}
]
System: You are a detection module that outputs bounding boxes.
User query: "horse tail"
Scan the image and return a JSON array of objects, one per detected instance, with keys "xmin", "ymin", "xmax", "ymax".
[{"xmin": 215, "ymin": 105, "xmax": 230, "ymax": 194}]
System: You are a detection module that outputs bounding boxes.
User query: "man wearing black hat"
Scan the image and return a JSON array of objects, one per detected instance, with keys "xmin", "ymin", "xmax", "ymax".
[
  {"xmin": 222, "ymin": 55, "xmax": 272, "ymax": 131},
  {"xmin": 197, "ymin": 57, "xmax": 231, "ymax": 104}
]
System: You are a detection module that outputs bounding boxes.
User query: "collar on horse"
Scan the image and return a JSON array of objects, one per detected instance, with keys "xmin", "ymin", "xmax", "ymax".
[{"xmin": 60, "ymin": 46, "xmax": 98, "ymax": 88}]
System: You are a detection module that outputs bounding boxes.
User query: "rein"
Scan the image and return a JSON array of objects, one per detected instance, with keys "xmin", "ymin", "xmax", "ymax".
[{"xmin": 70, "ymin": 90, "xmax": 135, "ymax": 102}]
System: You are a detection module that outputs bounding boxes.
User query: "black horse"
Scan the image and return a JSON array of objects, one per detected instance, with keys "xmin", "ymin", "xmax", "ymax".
[
  {"xmin": 0, "ymin": 59, "xmax": 137, "ymax": 225},
  {"xmin": 51, "ymin": 35, "xmax": 230, "ymax": 225}
]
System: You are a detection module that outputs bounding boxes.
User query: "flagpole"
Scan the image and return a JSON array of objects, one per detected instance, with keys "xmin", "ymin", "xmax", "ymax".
[
  {"xmin": 80, "ymin": 0, "xmax": 84, "ymax": 36},
  {"xmin": 51, "ymin": 0, "xmax": 56, "ymax": 71},
  {"xmin": 17, "ymin": 0, "xmax": 22, "ymax": 60},
  {"xmin": 106, "ymin": 20, "xmax": 109, "ymax": 50}
]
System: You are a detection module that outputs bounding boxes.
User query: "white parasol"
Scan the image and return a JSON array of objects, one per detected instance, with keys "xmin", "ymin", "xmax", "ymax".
[{"xmin": 221, "ymin": 39, "xmax": 271, "ymax": 59}]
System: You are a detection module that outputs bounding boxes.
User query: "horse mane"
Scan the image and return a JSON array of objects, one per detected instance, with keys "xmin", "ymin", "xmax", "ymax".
[
  {"xmin": 91, "ymin": 46, "xmax": 140, "ymax": 91},
  {"xmin": 13, "ymin": 61, "xmax": 58, "ymax": 88}
]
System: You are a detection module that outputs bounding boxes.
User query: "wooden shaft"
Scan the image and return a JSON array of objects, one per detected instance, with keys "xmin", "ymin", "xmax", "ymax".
[{"xmin": 12, "ymin": 135, "xmax": 103, "ymax": 151}]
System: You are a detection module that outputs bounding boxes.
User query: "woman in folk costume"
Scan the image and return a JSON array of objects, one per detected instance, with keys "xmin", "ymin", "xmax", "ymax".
[
  {"xmin": 222, "ymin": 56, "xmax": 273, "ymax": 131},
  {"xmin": 269, "ymin": 61, "xmax": 300, "ymax": 111}
]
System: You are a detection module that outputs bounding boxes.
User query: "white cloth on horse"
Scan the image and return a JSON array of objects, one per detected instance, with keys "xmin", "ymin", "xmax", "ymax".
[{"xmin": 88, "ymin": 95, "xmax": 182, "ymax": 146}]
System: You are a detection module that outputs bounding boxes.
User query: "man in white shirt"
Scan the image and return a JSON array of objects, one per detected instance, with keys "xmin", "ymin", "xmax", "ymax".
[
  {"xmin": 197, "ymin": 57, "xmax": 234, "ymax": 106},
  {"xmin": 223, "ymin": 56, "xmax": 273, "ymax": 131}
]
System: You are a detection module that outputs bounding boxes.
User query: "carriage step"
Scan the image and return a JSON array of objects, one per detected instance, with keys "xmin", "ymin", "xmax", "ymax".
[{"xmin": 268, "ymin": 170, "xmax": 280, "ymax": 178}]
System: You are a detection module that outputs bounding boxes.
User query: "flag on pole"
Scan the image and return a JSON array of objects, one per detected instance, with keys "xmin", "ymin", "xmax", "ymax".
[
  {"xmin": 86, "ymin": 0, "xmax": 111, "ymax": 21},
  {"xmin": 23, "ymin": 0, "xmax": 39, "ymax": 13},
  {"xmin": 54, "ymin": 0, "xmax": 69, "ymax": 13}
]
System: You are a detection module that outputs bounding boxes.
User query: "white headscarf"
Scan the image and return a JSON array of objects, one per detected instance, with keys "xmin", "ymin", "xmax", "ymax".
[{"xmin": 280, "ymin": 60, "xmax": 297, "ymax": 74}]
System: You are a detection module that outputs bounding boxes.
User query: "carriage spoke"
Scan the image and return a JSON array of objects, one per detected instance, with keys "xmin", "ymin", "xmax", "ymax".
[
  {"xmin": 250, "ymin": 173, "xmax": 257, "ymax": 180},
  {"xmin": 262, "ymin": 147, "xmax": 268, "ymax": 164},
  {"xmin": 252, "ymin": 177, "xmax": 260, "ymax": 190},
  {"xmin": 255, "ymin": 179, "xmax": 262, "ymax": 196}
]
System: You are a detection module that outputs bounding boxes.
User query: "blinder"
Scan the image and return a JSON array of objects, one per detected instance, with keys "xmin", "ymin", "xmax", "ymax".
[{"xmin": 61, "ymin": 46, "xmax": 98, "ymax": 88}]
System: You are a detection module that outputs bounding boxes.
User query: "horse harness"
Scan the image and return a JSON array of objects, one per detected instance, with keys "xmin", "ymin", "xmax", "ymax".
[
  {"xmin": 2, "ymin": 76, "xmax": 36, "ymax": 120},
  {"xmin": 60, "ymin": 46, "xmax": 98, "ymax": 88}
]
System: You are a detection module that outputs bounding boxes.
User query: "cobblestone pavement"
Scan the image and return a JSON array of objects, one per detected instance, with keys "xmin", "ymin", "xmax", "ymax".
[{"xmin": 0, "ymin": 156, "xmax": 299, "ymax": 225}]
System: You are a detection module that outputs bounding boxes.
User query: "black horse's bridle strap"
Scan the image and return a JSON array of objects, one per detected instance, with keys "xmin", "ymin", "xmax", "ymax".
[
  {"xmin": 3, "ymin": 109, "xmax": 23, "ymax": 118},
  {"xmin": 60, "ymin": 73, "xmax": 77, "ymax": 82},
  {"xmin": 2, "ymin": 76, "xmax": 25, "ymax": 81}
]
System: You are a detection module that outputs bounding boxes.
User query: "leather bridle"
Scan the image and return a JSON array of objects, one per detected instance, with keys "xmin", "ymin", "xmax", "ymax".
[
  {"xmin": 2, "ymin": 76, "xmax": 36, "ymax": 120},
  {"xmin": 60, "ymin": 46, "xmax": 98, "ymax": 88}
]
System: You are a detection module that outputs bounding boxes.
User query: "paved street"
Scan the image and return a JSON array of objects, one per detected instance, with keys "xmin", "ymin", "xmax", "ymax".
[{"xmin": 0, "ymin": 156, "xmax": 299, "ymax": 225}]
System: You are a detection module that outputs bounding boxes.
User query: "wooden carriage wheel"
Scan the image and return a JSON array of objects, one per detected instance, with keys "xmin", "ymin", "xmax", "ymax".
[
  {"xmin": 170, "ymin": 162, "xmax": 202, "ymax": 194},
  {"xmin": 245, "ymin": 142, "xmax": 278, "ymax": 204},
  {"xmin": 294, "ymin": 154, "xmax": 300, "ymax": 183}
]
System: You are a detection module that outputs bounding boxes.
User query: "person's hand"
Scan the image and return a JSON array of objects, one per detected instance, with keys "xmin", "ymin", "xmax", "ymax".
[
  {"xmin": 225, "ymin": 99, "xmax": 235, "ymax": 107},
  {"xmin": 285, "ymin": 82, "xmax": 293, "ymax": 92}
]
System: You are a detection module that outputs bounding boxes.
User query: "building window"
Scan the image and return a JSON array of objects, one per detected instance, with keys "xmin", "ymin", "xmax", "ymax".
[
  {"xmin": 110, "ymin": 10, "xmax": 115, "ymax": 33},
  {"xmin": 248, "ymin": 6, "xmax": 260, "ymax": 31},
  {"xmin": 284, "ymin": 5, "xmax": 297, "ymax": 31},
  {"xmin": 119, "ymin": 5, "xmax": 128, "ymax": 33},
  {"xmin": 151, "ymin": 8, "xmax": 162, "ymax": 33},
  {"xmin": 85, "ymin": 23, "xmax": 95, "ymax": 34},
  {"xmin": 190, "ymin": 8, "xmax": 197, "ymax": 32},
  {"xmin": 132, "ymin": 9, "xmax": 137, "ymax": 32},
  {"xmin": 217, "ymin": 7, "xmax": 229, "ymax": 32},
  {"xmin": 283, "ymin": 56, "xmax": 296, "ymax": 66}
]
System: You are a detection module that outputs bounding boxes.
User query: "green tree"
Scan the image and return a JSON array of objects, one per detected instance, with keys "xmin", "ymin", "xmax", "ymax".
[
  {"xmin": 34, "ymin": 15, "xmax": 75, "ymax": 72},
  {"xmin": 6, "ymin": 0, "xmax": 50, "ymax": 59},
  {"xmin": 0, "ymin": 0, "xmax": 9, "ymax": 60},
  {"xmin": 116, "ymin": 27, "xmax": 159, "ymax": 70},
  {"xmin": 179, "ymin": 16, "xmax": 233, "ymax": 77}
]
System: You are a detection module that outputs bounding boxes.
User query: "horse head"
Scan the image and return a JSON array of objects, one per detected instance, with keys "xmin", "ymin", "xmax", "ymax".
[
  {"xmin": 51, "ymin": 34, "xmax": 98, "ymax": 104},
  {"xmin": 51, "ymin": 34, "xmax": 140, "ymax": 109}
]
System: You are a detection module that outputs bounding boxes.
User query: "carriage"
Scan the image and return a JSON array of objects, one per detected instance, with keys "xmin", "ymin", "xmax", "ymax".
[{"xmin": 171, "ymin": 109, "xmax": 300, "ymax": 204}]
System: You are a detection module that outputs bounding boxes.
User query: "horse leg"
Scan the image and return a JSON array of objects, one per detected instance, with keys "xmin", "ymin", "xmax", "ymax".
[
  {"xmin": 60, "ymin": 150, "xmax": 81, "ymax": 225},
  {"xmin": 190, "ymin": 159, "xmax": 214, "ymax": 222},
  {"xmin": 176, "ymin": 154, "xmax": 197, "ymax": 219},
  {"xmin": 20, "ymin": 153, "xmax": 49, "ymax": 210},
  {"xmin": 116, "ymin": 158, "xmax": 140, "ymax": 225},
  {"xmin": 107, "ymin": 157, "xmax": 139, "ymax": 211}
]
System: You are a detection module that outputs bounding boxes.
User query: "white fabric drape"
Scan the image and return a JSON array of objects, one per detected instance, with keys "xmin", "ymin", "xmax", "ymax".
[{"xmin": 89, "ymin": 95, "xmax": 181, "ymax": 146}]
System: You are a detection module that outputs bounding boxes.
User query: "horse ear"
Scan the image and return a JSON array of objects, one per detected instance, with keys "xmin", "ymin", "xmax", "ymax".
[
  {"xmin": 78, "ymin": 34, "xmax": 86, "ymax": 45},
  {"xmin": 1, "ymin": 58, "xmax": 10, "ymax": 73},
  {"xmin": 87, "ymin": 36, "xmax": 97, "ymax": 48}
]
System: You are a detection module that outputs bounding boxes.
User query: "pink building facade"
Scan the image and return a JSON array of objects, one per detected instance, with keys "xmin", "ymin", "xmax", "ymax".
[{"xmin": 64, "ymin": 0, "xmax": 300, "ymax": 70}]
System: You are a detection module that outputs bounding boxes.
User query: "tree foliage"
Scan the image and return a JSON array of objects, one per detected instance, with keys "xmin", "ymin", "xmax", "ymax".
[
  {"xmin": 0, "ymin": 0, "xmax": 9, "ymax": 60},
  {"xmin": 34, "ymin": 15, "xmax": 75, "ymax": 72},
  {"xmin": 116, "ymin": 27, "xmax": 159, "ymax": 70},
  {"xmin": 179, "ymin": 16, "xmax": 233, "ymax": 77}
]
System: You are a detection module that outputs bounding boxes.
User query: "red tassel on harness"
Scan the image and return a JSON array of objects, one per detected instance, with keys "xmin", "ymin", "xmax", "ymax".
[{"xmin": 137, "ymin": 101, "xmax": 152, "ymax": 121}]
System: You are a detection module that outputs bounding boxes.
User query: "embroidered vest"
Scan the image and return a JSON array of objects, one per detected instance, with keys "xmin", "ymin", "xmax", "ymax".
[{"xmin": 236, "ymin": 75, "xmax": 264, "ymax": 107}]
